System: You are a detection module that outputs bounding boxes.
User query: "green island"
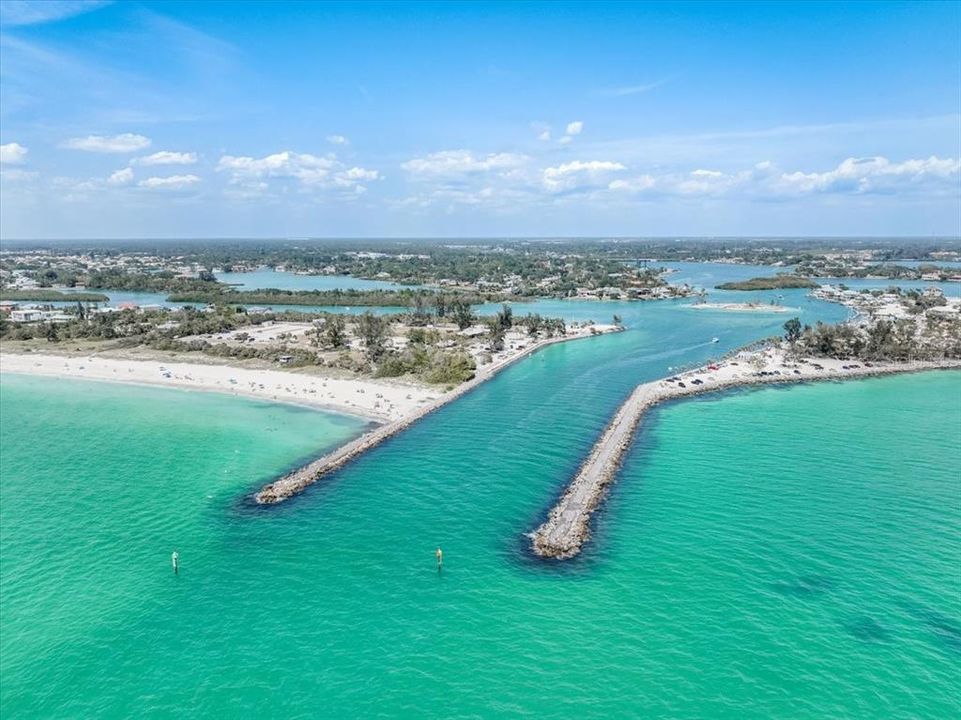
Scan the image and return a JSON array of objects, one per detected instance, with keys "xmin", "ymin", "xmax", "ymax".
[
  {"xmin": 0, "ymin": 289, "xmax": 110, "ymax": 302},
  {"xmin": 165, "ymin": 287, "xmax": 506, "ymax": 307},
  {"xmin": 716, "ymin": 274, "xmax": 819, "ymax": 291}
]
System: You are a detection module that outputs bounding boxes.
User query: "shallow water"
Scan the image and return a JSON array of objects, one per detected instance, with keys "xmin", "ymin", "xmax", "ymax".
[
  {"xmin": 2, "ymin": 295, "xmax": 959, "ymax": 718},
  {"xmin": 661, "ymin": 260, "xmax": 961, "ymax": 298}
]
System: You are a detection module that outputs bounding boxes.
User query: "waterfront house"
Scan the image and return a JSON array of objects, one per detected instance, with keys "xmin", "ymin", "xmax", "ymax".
[{"xmin": 9, "ymin": 309, "xmax": 43, "ymax": 322}]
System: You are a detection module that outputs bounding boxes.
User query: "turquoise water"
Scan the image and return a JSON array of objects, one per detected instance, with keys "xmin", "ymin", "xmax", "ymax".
[
  {"xmin": 2, "ymin": 296, "xmax": 959, "ymax": 717},
  {"xmin": 51, "ymin": 289, "xmax": 197, "ymax": 309},
  {"xmin": 661, "ymin": 261, "xmax": 788, "ymax": 288},
  {"xmin": 661, "ymin": 261, "xmax": 961, "ymax": 298}
]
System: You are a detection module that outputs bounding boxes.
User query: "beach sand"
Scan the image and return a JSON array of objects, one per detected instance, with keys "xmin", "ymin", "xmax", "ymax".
[
  {"xmin": 0, "ymin": 324, "xmax": 619, "ymax": 427},
  {"xmin": 686, "ymin": 302, "xmax": 795, "ymax": 313},
  {"xmin": 3, "ymin": 323, "xmax": 623, "ymax": 505},
  {"xmin": 0, "ymin": 353, "xmax": 434, "ymax": 422}
]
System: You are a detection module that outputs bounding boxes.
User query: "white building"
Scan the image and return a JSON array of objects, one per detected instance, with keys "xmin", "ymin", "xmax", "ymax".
[{"xmin": 9, "ymin": 309, "xmax": 43, "ymax": 322}]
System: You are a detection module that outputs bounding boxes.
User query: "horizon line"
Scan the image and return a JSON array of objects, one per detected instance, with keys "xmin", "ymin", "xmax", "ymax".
[{"xmin": 2, "ymin": 235, "xmax": 960, "ymax": 243}]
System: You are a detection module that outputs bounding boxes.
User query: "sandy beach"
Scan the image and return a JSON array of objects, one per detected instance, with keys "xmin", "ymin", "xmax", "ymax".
[
  {"xmin": 0, "ymin": 353, "xmax": 435, "ymax": 422},
  {"xmin": 0, "ymin": 324, "xmax": 619, "ymax": 430},
  {"xmin": 3, "ymin": 324, "xmax": 627, "ymax": 509},
  {"xmin": 686, "ymin": 302, "xmax": 795, "ymax": 313}
]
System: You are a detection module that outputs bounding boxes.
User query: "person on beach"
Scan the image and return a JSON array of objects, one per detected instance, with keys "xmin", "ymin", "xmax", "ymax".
[{"xmin": 171, "ymin": 550, "xmax": 179, "ymax": 575}]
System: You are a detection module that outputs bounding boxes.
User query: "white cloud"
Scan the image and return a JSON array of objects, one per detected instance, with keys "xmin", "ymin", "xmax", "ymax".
[
  {"xmin": 0, "ymin": 0, "xmax": 109, "ymax": 26},
  {"xmin": 530, "ymin": 122, "xmax": 552, "ymax": 141},
  {"xmin": 547, "ymin": 160, "xmax": 626, "ymax": 175},
  {"xmin": 557, "ymin": 121, "xmax": 584, "ymax": 145},
  {"xmin": 599, "ymin": 80, "xmax": 667, "ymax": 97},
  {"xmin": 326, "ymin": 135, "xmax": 349, "ymax": 145},
  {"xmin": 107, "ymin": 167, "xmax": 134, "ymax": 186},
  {"xmin": 430, "ymin": 186, "xmax": 497, "ymax": 206},
  {"xmin": 218, "ymin": 151, "xmax": 335, "ymax": 183},
  {"xmin": 543, "ymin": 159, "xmax": 625, "ymax": 192},
  {"xmin": 217, "ymin": 150, "xmax": 378, "ymax": 194},
  {"xmin": 675, "ymin": 175, "xmax": 737, "ymax": 196},
  {"xmin": 669, "ymin": 168, "xmax": 739, "ymax": 195},
  {"xmin": 528, "ymin": 120, "xmax": 583, "ymax": 146},
  {"xmin": 608, "ymin": 175, "xmax": 656, "ymax": 193},
  {"xmin": 138, "ymin": 174, "xmax": 201, "ymax": 189},
  {"xmin": 50, "ymin": 175, "xmax": 100, "ymax": 201},
  {"xmin": 223, "ymin": 181, "xmax": 269, "ymax": 200},
  {"xmin": 0, "ymin": 168, "xmax": 38, "ymax": 183},
  {"xmin": 332, "ymin": 167, "xmax": 381, "ymax": 194},
  {"xmin": 63, "ymin": 133, "xmax": 151, "ymax": 153},
  {"xmin": 599, "ymin": 156, "xmax": 960, "ymax": 199},
  {"xmin": 776, "ymin": 155, "xmax": 960, "ymax": 195},
  {"xmin": 337, "ymin": 167, "xmax": 379, "ymax": 182},
  {"xmin": 0, "ymin": 142, "xmax": 28, "ymax": 165},
  {"xmin": 134, "ymin": 151, "xmax": 198, "ymax": 166},
  {"xmin": 394, "ymin": 185, "xmax": 533, "ymax": 212},
  {"xmin": 402, "ymin": 150, "xmax": 529, "ymax": 176}
]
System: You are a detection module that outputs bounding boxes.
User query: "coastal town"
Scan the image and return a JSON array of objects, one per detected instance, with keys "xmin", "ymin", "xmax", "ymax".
[
  {"xmin": 0, "ymin": 240, "xmax": 697, "ymax": 302},
  {"xmin": 2, "ymin": 238, "xmax": 958, "ymax": 399},
  {"xmin": 4, "ymin": 237, "xmax": 960, "ymax": 307}
]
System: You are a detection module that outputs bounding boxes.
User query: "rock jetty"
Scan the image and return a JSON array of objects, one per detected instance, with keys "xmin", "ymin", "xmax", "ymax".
[
  {"xmin": 530, "ymin": 351, "xmax": 961, "ymax": 559},
  {"xmin": 255, "ymin": 326, "xmax": 621, "ymax": 504}
]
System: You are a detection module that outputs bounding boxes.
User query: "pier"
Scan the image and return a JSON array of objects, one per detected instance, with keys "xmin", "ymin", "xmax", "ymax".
[{"xmin": 530, "ymin": 352, "xmax": 961, "ymax": 560}]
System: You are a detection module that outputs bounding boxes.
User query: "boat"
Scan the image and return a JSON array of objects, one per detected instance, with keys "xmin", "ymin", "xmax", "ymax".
[{"xmin": 711, "ymin": 337, "xmax": 719, "ymax": 343}]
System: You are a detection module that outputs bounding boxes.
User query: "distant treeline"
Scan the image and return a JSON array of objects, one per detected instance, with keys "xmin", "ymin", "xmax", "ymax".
[
  {"xmin": 86, "ymin": 270, "xmax": 220, "ymax": 294},
  {"xmin": 7, "ymin": 237, "xmax": 957, "ymax": 266},
  {"xmin": 166, "ymin": 288, "xmax": 507, "ymax": 307},
  {"xmin": 0, "ymin": 289, "xmax": 109, "ymax": 302},
  {"xmin": 790, "ymin": 317, "xmax": 961, "ymax": 361},
  {"xmin": 798, "ymin": 263, "xmax": 956, "ymax": 280},
  {"xmin": 716, "ymin": 275, "xmax": 819, "ymax": 291}
]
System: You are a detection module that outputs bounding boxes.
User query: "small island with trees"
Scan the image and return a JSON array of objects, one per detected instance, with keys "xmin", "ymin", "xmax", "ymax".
[{"xmin": 716, "ymin": 274, "xmax": 819, "ymax": 291}]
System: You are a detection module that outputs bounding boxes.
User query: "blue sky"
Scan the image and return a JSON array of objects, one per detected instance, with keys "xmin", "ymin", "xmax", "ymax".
[{"xmin": 0, "ymin": 0, "xmax": 959, "ymax": 239}]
